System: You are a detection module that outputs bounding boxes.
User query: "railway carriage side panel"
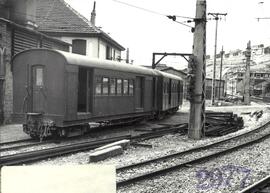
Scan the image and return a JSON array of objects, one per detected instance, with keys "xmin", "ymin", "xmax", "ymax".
[
  {"xmin": 13, "ymin": 50, "xmax": 66, "ymax": 125},
  {"xmin": 65, "ymin": 64, "xmax": 78, "ymax": 120},
  {"xmin": 93, "ymin": 69, "xmax": 136, "ymax": 117},
  {"xmin": 162, "ymin": 78, "xmax": 169, "ymax": 110},
  {"xmin": 144, "ymin": 77, "xmax": 154, "ymax": 112},
  {"xmin": 179, "ymin": 80, "xmax": 184, "ymax": 106}
]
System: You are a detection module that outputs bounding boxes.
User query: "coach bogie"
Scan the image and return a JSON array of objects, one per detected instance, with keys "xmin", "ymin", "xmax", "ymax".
[{"xmin": 23, "ymin": 113, "xmax": 55, "ymax": 139}]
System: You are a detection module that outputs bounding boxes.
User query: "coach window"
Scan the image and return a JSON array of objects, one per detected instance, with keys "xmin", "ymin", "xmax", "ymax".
[
  {"xmin": 36, "ymin": 67, "xmax": 44, "ymax": 86},
  {"xmin": 95, "ymin": 77, "xmax": 102, "ymax": 95},
  {"xmin": 163, "ymin": 82, "xmax": 166, "ymax": 93},
  {"xmin": 117, "ymin": 79, "xmax": 122, "ymax": 95},
  {"xmin": 129, "ymin": 79, "xmax": 134, "ymax": 96},
  {"xmin": 110, "ymin": 78, "xmax": 116, "ymax": 95},
  {"xmin": 123, "ymin": 79, "xmax": 128, "ymax": 95},
  {"xmin": 102, "ymin": 77, "xmax": 109, "ymax": 95}
]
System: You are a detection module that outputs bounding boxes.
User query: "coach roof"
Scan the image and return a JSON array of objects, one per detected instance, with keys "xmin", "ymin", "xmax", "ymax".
[
  {"xmin": 155, "ymin": 70, "xmax": 183, "ymax": 81},
  {"xmin": 13, "ymin": 49, "xmax": 159, "ymax": 76},
  {"xmin": 56, "ymin": 50, "xmax": 160, "ymax": 76},
  {"xmin": 13, "ymin": 49, "xmax": 183, "ymax": 81}
]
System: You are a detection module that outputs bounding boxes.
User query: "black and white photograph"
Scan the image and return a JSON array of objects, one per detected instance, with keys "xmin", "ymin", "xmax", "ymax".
[{"xmin": 0, "ymin": 0, "xmax": 270, "ymax": 192}]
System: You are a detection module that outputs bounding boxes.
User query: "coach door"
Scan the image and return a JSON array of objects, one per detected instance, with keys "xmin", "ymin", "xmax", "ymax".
[
  {"xmin": 135, "ymin": 77, "xmax": 144, "ymax": 109},
  {"xmin": 32, "ymin": 65, "xmax": 45, "ymax": 113}
]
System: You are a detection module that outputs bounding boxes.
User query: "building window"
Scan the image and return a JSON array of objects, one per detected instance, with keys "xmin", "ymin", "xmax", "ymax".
[
  {"xmin": 106, "ymin": 46, "xmax": 112, "ymax": 60},
  {"xmin": 113, "ymin": 49, "xmax": 116, "ymax": 60},
  {"xmin": 117, "ymin": 79, "xmax": 122, "ymax": 95},
  {"xmin": 102, "ymin": 77, "xmax": 109, "ymax": 95},
  {"xmin": 110, "ymin": 78, "xmax": 116, "ymax": 95},
  {"xmin": 72, "ymin": 39, "xmax": 87, "ymax": 55},
  {"xmin": 95, "ymin": 77, "xmax": 102, "ymax": 95}
]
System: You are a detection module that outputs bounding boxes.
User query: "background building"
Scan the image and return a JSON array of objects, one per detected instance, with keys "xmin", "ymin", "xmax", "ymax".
[
  {"xmin": 0, "ymin": 0, "xmax": 70, "ymax": 124},
  {"xmin": 206, "ymin": 44, "xmax": 270, "ymax": 98},
  {"xmin": 35, "ymin": 0, "xmax": 125, "ymax": 59},
  {"xmin": 151, "ymin": 64, "xmax": 225, "ymax": 100}
]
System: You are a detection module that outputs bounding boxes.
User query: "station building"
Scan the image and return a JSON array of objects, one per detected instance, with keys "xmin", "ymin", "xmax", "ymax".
[
  {"xmin": 0, "ymin": 0, "xmax": 70, "ymax": 124},
  {"xmin": 0, "ymin": 0, "xmax": 125, "ymax": 125},
  {"xmin": 35, "ymin": 0, "xmax": 125, "ymax": 59}
]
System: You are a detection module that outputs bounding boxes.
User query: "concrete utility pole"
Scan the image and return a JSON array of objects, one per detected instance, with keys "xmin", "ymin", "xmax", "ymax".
[
  {"xmin": 208, "ymin": 12, "xmax": 227, "ymax": 105},
  {"xmin": 188, "ymin": 0, "xmax": 206, "ymax": 140},
  {"xmin": 219, "ymin": 46, "xmax": 224, "ymax": 100},
  {"xmin": 244, "ymin": 41, "xmax": 251, "ymax": 105}
]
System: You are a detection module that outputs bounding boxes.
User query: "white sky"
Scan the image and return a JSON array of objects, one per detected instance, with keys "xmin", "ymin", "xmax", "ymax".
[{"xmin": 64, "ymin": 0, "xmax": 270, "ymax": 69}]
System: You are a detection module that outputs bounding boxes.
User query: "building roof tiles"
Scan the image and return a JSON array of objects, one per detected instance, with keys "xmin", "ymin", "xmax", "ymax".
[{"xmin": 36, "ymin": 0, "xmax": 124, "ymax": 50}]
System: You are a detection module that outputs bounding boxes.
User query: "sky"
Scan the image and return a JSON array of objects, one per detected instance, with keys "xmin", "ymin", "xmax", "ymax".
[{"xmin": 64, "ymin": 0, "xmax": 270, "ymax": 69}]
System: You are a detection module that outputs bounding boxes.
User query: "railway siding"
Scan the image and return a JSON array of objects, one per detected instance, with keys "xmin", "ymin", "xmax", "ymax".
[{"xmin": 0, "ymin": 104, "xmax": 269, "ymax": 193}]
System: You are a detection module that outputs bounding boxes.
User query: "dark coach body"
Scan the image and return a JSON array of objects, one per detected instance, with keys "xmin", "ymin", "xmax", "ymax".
[{"xmin": 12, "ymin": 49, "xmax": 183, "ymax": 139}]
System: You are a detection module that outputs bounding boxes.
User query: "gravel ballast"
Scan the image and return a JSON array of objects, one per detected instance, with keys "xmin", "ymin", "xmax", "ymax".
[{"xmin": 1, "ymin": 103, "xmax": 269, "ymax": 193}]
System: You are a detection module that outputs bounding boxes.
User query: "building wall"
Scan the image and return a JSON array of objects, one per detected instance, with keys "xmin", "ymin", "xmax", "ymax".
[
  {"xmin": 0, "ymin": 21, "xmax": 69, "ymax": 124},
  {"xmin": 59, "ymin": 36, "xmax": 121, "ymax": 60},
  {"xmin": 205, "ymin": 79, "xmax": 225, "ymax": 100},
  {"xmin": 99, "ymin": 40, "xmax": 106, "ymax": 59},
  {"xmin": 234, "ymin": 72, "xmax": 270, "ymax": 96},
  {"xmin": 0, "ymin": 21, "xmax": 12, "ymax": 124}
]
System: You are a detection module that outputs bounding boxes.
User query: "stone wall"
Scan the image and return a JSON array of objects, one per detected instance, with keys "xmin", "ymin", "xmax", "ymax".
[{"xmin": 0, "ymin": 21, "xmax": 12, "ymax": 124}]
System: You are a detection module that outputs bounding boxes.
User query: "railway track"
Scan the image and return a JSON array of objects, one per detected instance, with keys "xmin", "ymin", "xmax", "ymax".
[
  {"xmin": 239, "ymin": 175, "xmax": 270, "ymax": 193},
  {"xmin": 0, "ymin": 124, "xmax": 187, "ymax": 166},
  {"xmin": 116, "ymin": 120, "xmax": 270, "ymax": 187},
  {"xmin": 0, "ymin": 140, "xmax": 55, "ymax": 152},
  {"xmin": 0, "ymin": 135, "xmax": 131, "ymax": 166},
  {"xmin": 0, "ymin": 138, "xmax": 34, "ymax": 146},
  {"xmin": 251, "ymin": 96, "xmax": 270, "ymax": 105}
]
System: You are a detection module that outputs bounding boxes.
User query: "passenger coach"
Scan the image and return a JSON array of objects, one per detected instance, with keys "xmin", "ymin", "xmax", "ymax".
[{"xmin": 12, "ymin": 49, "xmax": 183, "ymax": 139}]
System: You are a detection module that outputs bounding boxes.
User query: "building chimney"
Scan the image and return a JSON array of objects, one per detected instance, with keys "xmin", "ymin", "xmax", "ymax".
[
  {"xmin": 9, "ymin": 0, "xmax": 37, "ymax": 29},
  {"xmin": 126, "ymin": 48, "xmax": 129, "ymax": 64},
  {"xmin": 90, "ymin": 1, "xmax": 96, "ymax": 26}
]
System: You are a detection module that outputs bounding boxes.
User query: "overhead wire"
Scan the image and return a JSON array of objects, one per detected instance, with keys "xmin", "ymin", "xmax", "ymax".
[
  {"xmin": 112, "ymin": 0, "xmax": 166, "ymax": 16},
  {"xmin": 8, "ymin": 1, "xmax": 195, "ymax": 31},
  {"xmin": 112, "ymin": 0, "xmax": 194, "ymax": 30}
]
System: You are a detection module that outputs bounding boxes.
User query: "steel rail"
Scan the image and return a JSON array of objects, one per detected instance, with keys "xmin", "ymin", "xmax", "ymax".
[
  {"xmin": 116, "ymin": 121, "xmax": 270, "ymax": 187},
  {"xmin": 0, "ymin": 138, "xmax": 34, "ymax": 146},
  {"xmin": 0, "ymin": 124, "xmax": 187, "ymax": 166},
  {"xmin": 0, "ymin": 135, "xmax": 131, "ymax": 166},
  {"xmin": 239, "ymin": 174, "xmax": 270, "ymax": 193},
  {"xmin": 0, "ymin": 141, "xmax": 52, "ymax": 152},
  {"xmin": 117, "ymin": 120, "xmax": 270, "ymax": 171}
]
